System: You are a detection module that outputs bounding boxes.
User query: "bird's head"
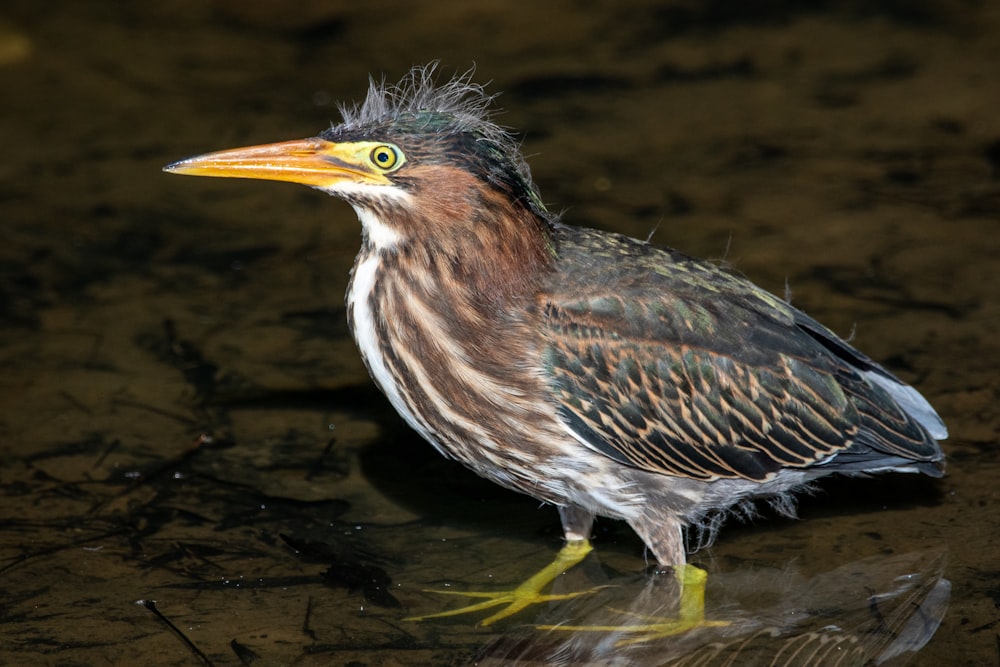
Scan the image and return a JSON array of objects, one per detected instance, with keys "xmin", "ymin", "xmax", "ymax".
[{"xmin": 165, "ymin": 65, "xmax": 553, "ymax": 265}]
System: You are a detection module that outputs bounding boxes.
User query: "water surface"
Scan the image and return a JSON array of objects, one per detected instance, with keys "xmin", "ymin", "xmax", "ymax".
[{"xmin": 2, "ymin": 2, "xmax": 998, "ymax": 664}]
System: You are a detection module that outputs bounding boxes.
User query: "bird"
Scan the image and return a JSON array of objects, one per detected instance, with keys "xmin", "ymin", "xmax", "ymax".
[{"xmin": 164, "ymin": 64, "xmax": 947, "ymax": 628}]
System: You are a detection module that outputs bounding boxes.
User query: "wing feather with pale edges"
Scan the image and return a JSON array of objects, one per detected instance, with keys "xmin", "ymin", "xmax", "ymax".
[{"xmin": 539, "ymin": 224, "xmax": 943, "ymax": 482}]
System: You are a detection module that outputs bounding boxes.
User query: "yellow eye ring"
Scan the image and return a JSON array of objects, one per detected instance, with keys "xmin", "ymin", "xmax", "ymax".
[{"xmin": 370, "ymin": 145, "xmax": 401, "ymax": 171}]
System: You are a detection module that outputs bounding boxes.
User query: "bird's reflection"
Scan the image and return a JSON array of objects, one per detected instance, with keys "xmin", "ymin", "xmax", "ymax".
[{"xmin": 473, "ymin": 549, "xmax": 949, "ymax": 667}]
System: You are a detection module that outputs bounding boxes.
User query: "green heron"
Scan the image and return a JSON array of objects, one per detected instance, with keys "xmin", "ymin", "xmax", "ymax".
[{"xmin": 165, "ymin": 65, "xmax": 947, "ymax": 627}]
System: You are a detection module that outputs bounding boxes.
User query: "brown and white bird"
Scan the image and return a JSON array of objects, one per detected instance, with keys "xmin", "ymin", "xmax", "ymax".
[{"xmin": 165, "ymin": 65, "xmax": 947, "ymax": 625}]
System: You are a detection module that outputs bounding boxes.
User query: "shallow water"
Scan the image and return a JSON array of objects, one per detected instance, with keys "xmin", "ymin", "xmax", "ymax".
[{"xmin": 1, "ymin": 2, "xmax": 998, "ymax": 665}]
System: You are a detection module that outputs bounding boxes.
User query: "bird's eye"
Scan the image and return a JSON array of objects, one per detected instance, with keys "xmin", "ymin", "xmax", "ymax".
[{"xmin": 370, "ymin": 145, "xmax": 401, "ymax": 171}]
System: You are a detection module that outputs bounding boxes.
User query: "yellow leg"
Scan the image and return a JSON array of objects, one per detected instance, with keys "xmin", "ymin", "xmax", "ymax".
[
  {"xmin": 406, "ymin": 540, "xmax": 600, "ymax": 626},
  {"xmin": 538, "ymin": 564, "xmax": 729, "ymax": 643}
]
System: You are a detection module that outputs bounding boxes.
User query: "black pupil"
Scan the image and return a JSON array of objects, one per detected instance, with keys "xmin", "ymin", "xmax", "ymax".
[{"xmin": 377, "ymin": 150, "xmax": 390, "ymax": 163}]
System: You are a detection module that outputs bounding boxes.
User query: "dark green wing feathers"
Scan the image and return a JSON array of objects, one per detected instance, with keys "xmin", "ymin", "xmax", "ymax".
[{"xmin": 540, "ymin": 225, "xmax": 945, "ymax": 482}]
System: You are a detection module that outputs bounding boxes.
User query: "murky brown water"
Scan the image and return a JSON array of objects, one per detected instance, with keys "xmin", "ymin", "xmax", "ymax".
[{"xmin": 2, "ymin": 2, "xmax": 998, "ymax": 665}]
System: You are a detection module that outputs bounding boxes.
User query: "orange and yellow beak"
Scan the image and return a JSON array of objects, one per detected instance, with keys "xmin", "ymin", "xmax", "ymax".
[{"xmin": 163, "ymin": 138, "xmax": 396, "ymax": 189}]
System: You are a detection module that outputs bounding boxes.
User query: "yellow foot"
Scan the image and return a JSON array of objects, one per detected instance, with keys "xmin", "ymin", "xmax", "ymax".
[
  {"xmin": 538, "ymin": 563, "xmax": 729, "ymax": 644},
  {"xmin": 406, "ymin": 540, "xmax": 601, "ymax": 626}
]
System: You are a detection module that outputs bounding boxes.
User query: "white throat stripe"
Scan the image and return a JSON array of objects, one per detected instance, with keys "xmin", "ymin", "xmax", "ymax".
[{"xmin": 355, "ymin": 207, "xmax": 403, "ymax": 249}]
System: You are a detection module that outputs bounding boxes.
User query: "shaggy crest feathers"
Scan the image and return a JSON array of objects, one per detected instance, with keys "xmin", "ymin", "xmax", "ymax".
[
  {"xmin": 336, "ymin": 63, "xmax": 513, "ymax": 148},
  {"xmin": 332, "ymin": 63, "xmax": 547, "ymax": 217}
]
